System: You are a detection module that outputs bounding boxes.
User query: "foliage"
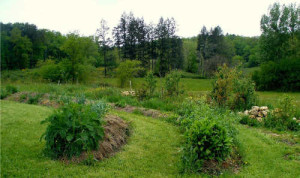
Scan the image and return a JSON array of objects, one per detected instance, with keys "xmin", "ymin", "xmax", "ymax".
[
  {"xmin": 113, "ymin": 13, "xmax": 183, "ymax": 75},
  {"xmin": 176, "ymin": 99, "xmax": 238, "ymax": 173},
  {"xmin": 182, "ymin": 119, "xmax": 232, "ymax": 171},
  {"xmin": 144, "ymin": 71, "xmax": 157, "ymax": 97},
  {"xmin": 41, "ymin": 101, "xmax": 108, "ymax": 159},
  {"xmin": 196, "ymin": 26, "xmax": 235, "ymax": 76},
  {"xmin": 252, "ymin": 57, "xmax": 300, "ymax": 91},
  {"xmin": 231, "ymin": 76, "xmax": 257, "ymax": 110},
  {"xmin": 239, "ymin": 115, "xmax": 261, "ymax": 127},
  {"xmin": 27, "ymin": 93, "xmax": 43, "ymax": 104},
  {"xmin": 264, "ymin": 95, "xmax": 299, "ymax": 131},
  {"xmin": 210, "ymin": 65, "xmax": 236, "ymax": 107},
  {"xmin": 6, "ymin": 85, "xmax": 18, "ymax": 94},
  {"xmin": 260, "ymin": 3, "xmax": 300, "ymax": 62},
  {"xmin": 0, "ymin": 88, "xmax": 9, "ymax": 99},
  {"xmin": 116, "ymin": 60, "xmax": 142, "ymax": 88},
  {"xmin": 135, "ymin": 84, "xmax": 148, "ymax": 101},
  {"xmin": 210, "ymin": 64, "xmax": 257, "ymax": 110},
  {"xmin": 164, "ymin": 70, "xmax": 182, "ymax": 96},
  {"xmin": 38, "ymin": 59, "xmax": 96, "ymax": 83}
]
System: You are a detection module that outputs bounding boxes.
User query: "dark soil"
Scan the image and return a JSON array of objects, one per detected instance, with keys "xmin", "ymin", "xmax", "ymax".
[{"xmin": 201, "ymin": 149, "xmax": 244, "ymax": 175}]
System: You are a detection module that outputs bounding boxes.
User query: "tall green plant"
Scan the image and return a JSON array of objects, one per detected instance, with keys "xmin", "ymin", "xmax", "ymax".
[
  {"xmin": 164, "ymin": 70, "xmax": 182, "ymax": 96},
  {"xmin": 211, "ymin": 64, "xmax": 257, "ymax": 110},
  {"xmin": 116, "ymin": 60, "xmax": 142, "ymax": 88},
  {"xmin": 145, "ymin": 71, "xmax": 157, "ymax": 97},
  {"xmin": 41, "ymin": 101, "xmax": 108, "ymax": 159}
]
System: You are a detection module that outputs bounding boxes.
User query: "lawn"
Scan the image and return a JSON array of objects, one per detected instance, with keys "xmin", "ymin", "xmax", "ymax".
[
  {"xmin": 1, "ymin": 100, "xmax": 299, "ymax": 177},
  {"xmin": 0, "ymin": 100, "xmax": 184, "ymax": 177}
]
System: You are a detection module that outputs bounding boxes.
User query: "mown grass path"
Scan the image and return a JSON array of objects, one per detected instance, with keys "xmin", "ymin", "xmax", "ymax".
[
  {"xmin": 236, "ymin": 125, "xmax": 300, "ymax": 177},
  {"xmin": 0, "ymin": 100, "xmax": 184, "ymax": 177}
]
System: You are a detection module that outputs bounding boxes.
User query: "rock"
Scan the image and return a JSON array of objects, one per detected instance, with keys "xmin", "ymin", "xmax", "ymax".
[
  {"xmin": 244, "ymin": 110, "xmax": 249, "ymax": 115},
  {"xmin": 292, "ymin": 117, "xmax": 297, "ymax": 121},
  {"xmin": 257, "ymin": 117, "xmax": 262, "ymax": 122},
  {"xmin": 260, "ymin": 106, "xmax": 268, "ymax": 111},
  {"xmin": 262, "ymin": 111, "xmax": 268, "ymax": 117},
  {"xmin": 252, "ymin": 106, "xmax": 260, "ymax": 111},
  {"xmin": 249, "ymin": 115, "xmax": 256, "ymax": 119},
  {"xmin": 250, "ymin": 110, "xmax": 258, "ymax": 116}
]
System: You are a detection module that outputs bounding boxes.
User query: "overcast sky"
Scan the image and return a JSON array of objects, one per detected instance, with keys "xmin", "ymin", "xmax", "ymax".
[{"xmin": 1, "ymin": 0, "xmax": 298, "ymax": 38}]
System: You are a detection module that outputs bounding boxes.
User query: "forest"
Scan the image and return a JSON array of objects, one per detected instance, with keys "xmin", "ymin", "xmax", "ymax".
[{"xmin": 1, "ymin": 2, "xmax": 300, "ymax": 177}]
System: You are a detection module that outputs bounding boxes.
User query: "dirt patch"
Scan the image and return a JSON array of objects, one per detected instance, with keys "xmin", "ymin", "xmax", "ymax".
[
  {"xmin": 4, "ymin": 92, "xmax": 61, "ymax": 108},
  {"xmin": 201, "ymin": 149, "xmax": 244, "ymax": 175},
  {"xmin": 113, "ymin": 104, "xmax": 168, "ymax": 119},
  {"xmin": 62, "ymin": 114, "xmax": 129, "ymax": 164}
]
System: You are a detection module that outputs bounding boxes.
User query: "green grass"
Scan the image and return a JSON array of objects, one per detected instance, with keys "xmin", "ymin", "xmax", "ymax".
[
  {"xmin": 0, "ymin": 100, "xmax": 184, "ymax": 177},
  {"xmin": 1, "ymin": 100, "xmax": 300, "ymax": 177},
  {"xmin": 236, "ymin": 125, "xmax": 300, "ymax": 177}
]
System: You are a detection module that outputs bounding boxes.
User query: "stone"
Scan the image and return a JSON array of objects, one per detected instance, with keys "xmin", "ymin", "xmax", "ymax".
[
  {"xmin": 262, "ymin": 111, "xmax": 268, "ymax": 117},
  {"xmin": 249, "ymin": 115, "xmax": 256, "ymax": 119},
  {"xmin": 260, "ymin": 106, "xmax": 268, "ymax": 111},
  {"xmin": 257, "ymin": 117, "xmax": 262, "ymax": 122}
]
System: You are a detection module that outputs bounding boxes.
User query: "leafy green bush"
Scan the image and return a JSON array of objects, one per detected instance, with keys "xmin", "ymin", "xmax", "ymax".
[
  {"xmin": 41, "ymin": 101, "xmax": 108, "ymax": 159},
  {"xmin": 182, "ymin": 119, "xmax": 233, "ymax": 171},
  {"xmin": 210, "ymin": 65, "xmax": 235, "ymax": 107},
  {"xmin": 252, "ymin": 57, "xmax": 300, "ymax": 91},
  {"xmin": 230, "ymin": 77, "xmax": 257, "ymax": 110},
  {"xmin": 210, "ymin": 64, "xmax": 257, "ymax": 110},
  {"xmin": 135, "ymin": 84, "xmax": 148, "ymax": 101},
  {"xmin": 239, "ymin": 115, "xmax": 261, "ymax": 127},
  {"xmin": 177, "ymin": 99, "xmax": 239, "ymax": 172},
  {"xmin": 116, "ymin": 60, "xmax": 142, "ymax": 88},
  {"xmin": 39, "ymin": 59, "xmax": 96, "ymax": 83},
  {"xmin": 164, "ymin": 70, "xmax": 182, "ymax": 96},
  {"xmin": 6, "ymin": 85, "xmax": 18, "ymax": 94},
  {"xmin": 27, "ymin": 93, "xmax": 43, "ymax": 104},
  {"xmin": 0, "ymin": 88, "xmax": 8, "ymax": 99},
  {"xmin": 145, "ymin": 71, "xmax": 157, "ymax": 97},
  {"xmin": 263, "ymin": 95, "xmax": 299, "ymax": 131}
]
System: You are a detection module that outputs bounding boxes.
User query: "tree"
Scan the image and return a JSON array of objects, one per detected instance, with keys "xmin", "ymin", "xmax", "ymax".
[
  {"xmin": 260, "ymin": 3, "xmax": 300, "ymax": 62},
  {"xmin": 116, "ymin": 60, "xmax": 142, "ymax": 87},
  {"xmin": 96, "ymin": 19, "xmax": 112, "ymax": 77},
  {"xmin": 10, "ymin": 27, "xmax": 32, "ymax": 69}
]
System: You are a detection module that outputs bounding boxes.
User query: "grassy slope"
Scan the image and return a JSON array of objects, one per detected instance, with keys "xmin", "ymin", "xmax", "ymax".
[{"xmin": 0, "ymin": 100, "xmax": 183, "ymax": 177}]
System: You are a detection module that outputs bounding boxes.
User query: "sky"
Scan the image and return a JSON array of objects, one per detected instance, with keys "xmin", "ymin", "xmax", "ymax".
[{"xmin": 0, "ymin": 0, "xmax": 298, "ymax": 38}]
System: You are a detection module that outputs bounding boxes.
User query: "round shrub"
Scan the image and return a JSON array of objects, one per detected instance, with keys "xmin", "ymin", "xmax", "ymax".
[
  {"xmin": 183, "ymin": 118, "xmax": 232, "ymax": 171},
  {"xmin": 41, "ymin": 101, "xmax": 108, "ymax": 159}
]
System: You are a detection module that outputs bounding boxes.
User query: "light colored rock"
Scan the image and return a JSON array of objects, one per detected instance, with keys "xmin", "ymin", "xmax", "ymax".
[
  {"xmin": 292, "ymin": 117, "xmax": 297, "ymax": 121},
  {"xmin": 250, "ymin": 110, "xmax": 258, "ymax": 116},
  {"xmin": 249, "ymin": 115, "xmax": 256, "ymax": 119},
  {"xmin": 244, "ymin": 110, "xmax": 249, "ymax": 115},
  {"xmin": 257, "ymin": 117, "xmax": 262, "ymax": 122},
  {"xmin": 252, "ymin": 106, "xmax": 260, "ymax": 111},
  {"xmin": 260, "ymin": 106, "xmax": 268, "ymax": 111},
  {"xmin": 262, "ymin": 111, "xmax": 268, "ymax": 117}
]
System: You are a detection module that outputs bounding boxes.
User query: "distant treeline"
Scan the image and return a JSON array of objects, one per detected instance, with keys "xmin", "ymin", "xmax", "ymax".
[
  {"xmin": 1, "ymin": 3, "xmax": 299, "ymax": 90},
  {"xmin": 1, "ymin": 13, "xmax": 259, "ymax": 76}
]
